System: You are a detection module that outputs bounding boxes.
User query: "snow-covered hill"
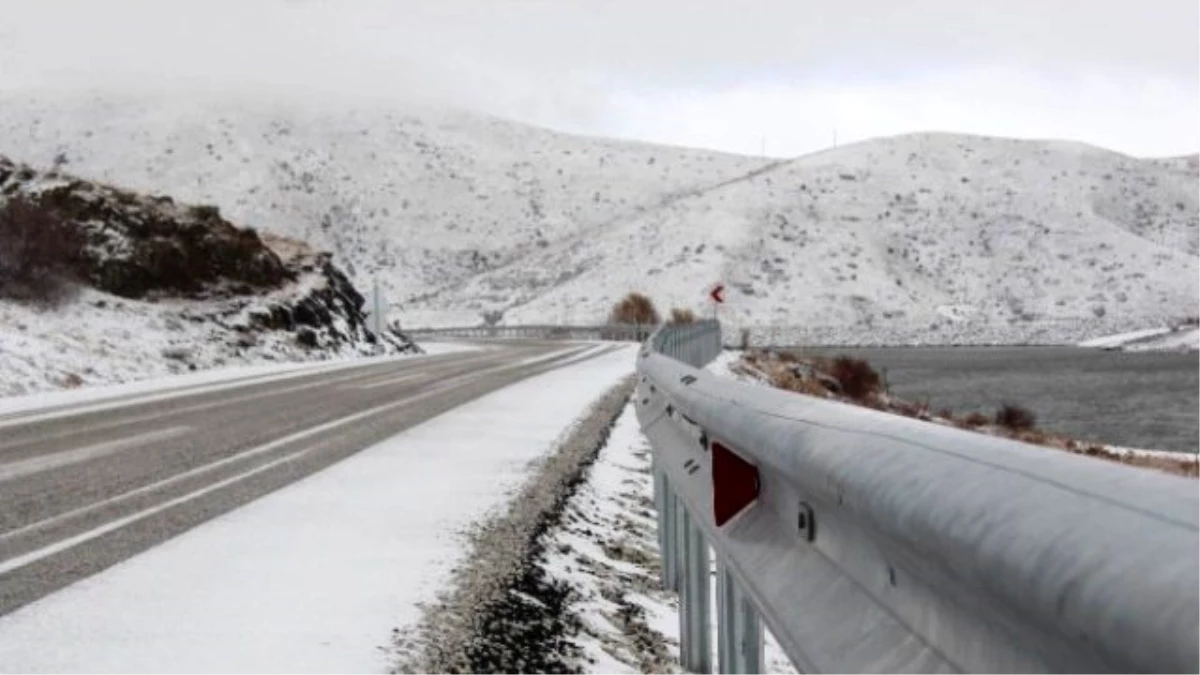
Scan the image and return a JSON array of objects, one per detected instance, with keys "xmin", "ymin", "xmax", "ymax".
[
  {"xmin": 1, "ymin": 90, "xmax": 1195, "ymax": 341},
  {"xmin": 0, "ymin": 91, "xmax": 770, "ymax": 325}
]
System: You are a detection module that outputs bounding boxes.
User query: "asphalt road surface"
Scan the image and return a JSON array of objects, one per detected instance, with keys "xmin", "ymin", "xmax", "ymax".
[{"xmin": 0, "ymin": 341, "xmax": 620, "ymax": 617}]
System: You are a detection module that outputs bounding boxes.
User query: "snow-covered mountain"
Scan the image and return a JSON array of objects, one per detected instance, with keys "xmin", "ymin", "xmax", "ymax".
[{"xmin": 1, "ymin": 90, "xmax": 1195, "ymax": 340}]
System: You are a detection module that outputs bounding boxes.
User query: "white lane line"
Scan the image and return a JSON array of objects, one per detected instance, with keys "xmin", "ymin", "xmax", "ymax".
[
  {"xmin": 347, "ymin": 373, "xmax": 426, "ymax": 390},
  {"xmin": 0, "ymin": 344, "xmax": 613, "ymax": 573},
  {"xmin": 548, "ymin": 343, "xmax": 616, "ymax": 368},
  {"xmin": 0, "ymin": 358, "xmax": 495, "ymax": 453},
  {"xmin": 0, "ymin": 386, "xmax": 433, "ymax": 553},
  {"xmin": 0, "ymin": 354, "xmax": 448, "ymax": 431},
  {"xmin": 0, "ymin": 441, "xmax": 317, "ymax": 577},
  {"xmin": 348, "ymin": 345, "xmax": 587, "ymax": 391},
  {"xmin": 0, "ymin": 427, "xmax": 192, "ymax": 484}
]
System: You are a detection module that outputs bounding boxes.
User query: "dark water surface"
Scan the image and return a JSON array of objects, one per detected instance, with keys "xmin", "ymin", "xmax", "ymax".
[{"xmin": 793, "ymin": 347, "xmax": 1199, "ymax": 454}]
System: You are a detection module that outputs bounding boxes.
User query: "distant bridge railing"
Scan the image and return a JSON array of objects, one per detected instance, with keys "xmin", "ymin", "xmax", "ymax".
[
  {"xmin": 639, "ymin": 320, "xmax": 1198, "ymax": 673},
  {"xmin": 405, "ymin": 323, "xmax": 656, "ymax": 342}
]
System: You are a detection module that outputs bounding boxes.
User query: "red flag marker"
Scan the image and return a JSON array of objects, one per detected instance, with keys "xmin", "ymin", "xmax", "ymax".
[{"xmin": 709, "ymin": 284, "xmax": 725, "ymax": 304}]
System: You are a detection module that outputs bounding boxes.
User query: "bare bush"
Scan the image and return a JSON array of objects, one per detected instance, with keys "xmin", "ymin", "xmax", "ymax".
[
  {"xmin": 962, "ymin": 411, "xmax": 990, "ymax": 428},
  {"xmin": 668, "ymin": 307, "xmax": 697, "ymax": 324},
  {"xmin": 608, "ymin": 292, "xmax": 660, "ymax": 326},
  {"xmin": 0, "ymin": 196, "xmax": 83, "ymax": 305},
  {"xmin": 822, "ymin": 356, "xmax": 883, "ymax": 400},
  {"xmin": 994, "ymin": 403, "xmax": 1037, "ymax": 431}
]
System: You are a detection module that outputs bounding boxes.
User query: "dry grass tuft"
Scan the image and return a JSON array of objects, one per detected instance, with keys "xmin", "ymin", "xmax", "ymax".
[
  {"xmin": 994, "ymin": 403, "xmax": 1037, "ymax": 431},
  {"xmin": 961, "ymin": 412, "xmax": 990, "ymax": 428}
]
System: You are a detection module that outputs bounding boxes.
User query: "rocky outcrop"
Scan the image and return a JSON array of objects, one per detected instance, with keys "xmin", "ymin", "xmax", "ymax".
[
  {"xmin": 241, "ymin": 251, "xmax": 418, "ymax": 353},
  {"xmin": 0, "ymin": 155, "xmax": 292, "ymax": 298},
  {"xmin": 0, "ymin": 154, "xmax": 420, "ymax": 356}
]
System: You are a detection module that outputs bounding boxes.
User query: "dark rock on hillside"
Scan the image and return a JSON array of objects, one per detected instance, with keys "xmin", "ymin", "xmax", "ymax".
[
  {"xmin": 243, "ymin": 252, "xmax": 419, "ymax": 354},
  {"xmin": 0, "ymin": 155, "xmax": 292, "ymax": 298}
]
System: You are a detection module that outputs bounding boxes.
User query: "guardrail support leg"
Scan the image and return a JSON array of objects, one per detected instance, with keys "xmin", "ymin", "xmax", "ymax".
[
  {"xmin": 679, "ymin": 506, "xmax": 712, "ymax": 672},
  {"xmin": 654, "ymin": 465, "xmax": 677, "ymax": 590},
  {"xmin": 717, "ymin": 558, "xmax": 763, "ymax": 674}
]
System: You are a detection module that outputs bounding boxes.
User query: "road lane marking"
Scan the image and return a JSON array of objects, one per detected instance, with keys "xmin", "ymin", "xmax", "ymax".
[
  {"xmin": 347, "ymin": 373, "xmax": 426, "ymax": 390},
  {"xmin": 0, "ymin": 344, "xmax": 619, "ymax": 573},
  {"xmin": 0, "ymin": 361, "xmax": 516, "ymax": 573},
  {"xmin": 0, "ymin": 353, "xmax": 466, "ymax": 431},
  {"xmin": 0, "ymin": 353, "xmax": 507, "ymax": 454},
  {"xmin": 0, "ymin": 427, "xmax": 192, "ymax": 483},
  {"xmin": 0, "ymin": 440, "xmax": 318, "ymax": 577}
]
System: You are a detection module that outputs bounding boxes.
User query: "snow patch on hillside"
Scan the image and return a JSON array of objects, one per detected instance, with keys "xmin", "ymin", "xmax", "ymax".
[
  {"xmin": 0, "ymin": 281, "xmax": 406, "ymax": 398},
  {"xmin": 0, "ymin": 90, "xmax": 769, "ymax": 325}
]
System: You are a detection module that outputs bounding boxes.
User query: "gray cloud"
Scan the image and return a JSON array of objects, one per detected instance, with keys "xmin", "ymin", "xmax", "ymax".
[{"xmin": 1, "ymin": 0, "xmax": 1195, "ymax": 155}]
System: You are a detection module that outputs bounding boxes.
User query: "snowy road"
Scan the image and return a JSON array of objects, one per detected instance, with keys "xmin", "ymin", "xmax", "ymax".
[{"xmin": 0, "ymin": 341, "xmax": 619, "ymax": 619}]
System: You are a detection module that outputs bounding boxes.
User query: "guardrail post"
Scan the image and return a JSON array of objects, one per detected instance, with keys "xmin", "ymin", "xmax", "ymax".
[
  {"xmin": 653, "ymin": 464, "xmax": 677, "ymax": 590},
  {"xmin": 717, "ymin": 557, "xmax": 763, "ymax": 674},
  {"xmin": 679, "ymin": 505, "xmax": 712, "ymax": 673}
]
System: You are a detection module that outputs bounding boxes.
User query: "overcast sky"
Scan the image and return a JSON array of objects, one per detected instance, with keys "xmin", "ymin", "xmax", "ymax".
[{"xmin": 1, "ymin": 0, "xmax": 1196, "ymax": 157}]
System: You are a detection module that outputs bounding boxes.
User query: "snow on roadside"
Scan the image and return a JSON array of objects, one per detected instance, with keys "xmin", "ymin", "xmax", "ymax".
[
  {"xmin": 1124, "ymin": 327, "xmax": 1200, "ymax": 352},
  {"xmin": 1079, "ymin": 326, "xmax": 1199, "ymax": 351},
  {"xmin": 540, "ymin": 399, "xmax": 796, "ymax": 673},
  {"xmin": 1078, "ymin": 327, "xmax": 1174, "ymax": 348},
  {"xmin": 0, "ymin": 345, "xmax": 638, "ymax": 674},
  {"xmin": 706, "ymin": 348, "xmax": 761, "ymax": 384},
  {"xmin": 0, "ymin": 282, "xmax": 428, "ymax": 399}
]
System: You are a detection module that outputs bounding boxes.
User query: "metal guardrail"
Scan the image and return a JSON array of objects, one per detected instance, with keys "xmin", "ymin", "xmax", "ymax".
[
  {"xmin": 637, "ymin": 321, "xmax": 1199, "ymax": 673},
  {"xmin": 405, "ymin": 323, "xmax": 653, "ymax": 342}
]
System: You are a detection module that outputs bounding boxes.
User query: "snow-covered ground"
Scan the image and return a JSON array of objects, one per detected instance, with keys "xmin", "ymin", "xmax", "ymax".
[
  {"xmin": 0, "ymin": 282, "xmax": 438, "ymax": 398},
  {"xmin": 1125, "ymin": 327, "xmax": 1200, "ymax": 352},
  {"xmin": 0, "ymin": 345, "xmax": 637, "ymax": 673},
  {"xmin": 1079, "ymin": 326, "xmax": 1199, "ymax": 351},
  {"xmin": 540, "ymin": 401, "xmax": 796, "ymax": 673},
  {"xmin": 0, "ymin": 91, "xmax": 1193, "ymax": 341},
  {"xmin": 1078, "ymin": 327, "xmax": 1176, "ymax": 348}
]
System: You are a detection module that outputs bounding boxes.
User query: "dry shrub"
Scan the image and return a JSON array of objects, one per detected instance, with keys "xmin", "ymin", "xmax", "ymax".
[
  {"xmin": 668, "ymin": 307, "xmax": 697, "ymax": 324},
  {"xmin": 770, "ymin": 369, "xmax": 831, "ymax": 397},
  {"xmin": 962, "ymin": 411, "xmax": 990, "ymax": 428},
  {"xmin": 995, "ymin": 403, "xmax": 1037, "ymax": 431},
  {"xmin": 0, "ymin": 196, "xmax": 83, "ymax": 306},
  {"xmin": 1015, "ymin": 429, "xmax": 1051, "ymax": 446},
  {"xmin": 937, "ymin": 407, "xmax": 955, "ymax": 421},
  {"xmin": 894, "ymin": 399, "xmax": 930, "ymax": 419},
  {"xmin": 824, "ymin": 356, "xmax": 882, "ymax": 400},
  {"xmin": 608, "ymin": 292, "xmax": 660, "ymax": 326}
]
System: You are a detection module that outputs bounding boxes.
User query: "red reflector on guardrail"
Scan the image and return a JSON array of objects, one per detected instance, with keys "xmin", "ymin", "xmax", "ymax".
[{"xmin": 712, "ymin": 441, "xmax": 759, "ymax": 526}]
